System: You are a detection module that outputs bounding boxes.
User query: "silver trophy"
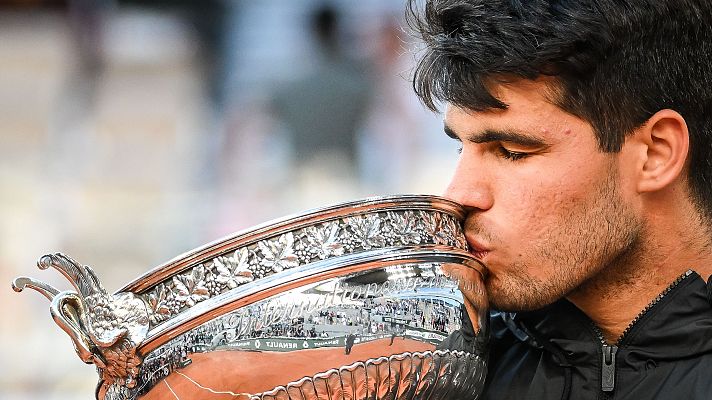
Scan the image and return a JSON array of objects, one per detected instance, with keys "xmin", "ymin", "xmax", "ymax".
[{"xmin": 12, "ymin": 195, "xmax": 489, "ymax": 400}]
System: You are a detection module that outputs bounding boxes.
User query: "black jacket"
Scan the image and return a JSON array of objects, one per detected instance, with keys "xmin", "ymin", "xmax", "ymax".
[{"xmin": 481, "ymin": 270, "xmax": 712, "ymax": 400}]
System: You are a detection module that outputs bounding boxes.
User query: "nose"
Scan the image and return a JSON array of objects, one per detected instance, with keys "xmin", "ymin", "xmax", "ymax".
[{"xmin": 444, "ymin": 155, "xmax": 494, "ymax": 211}]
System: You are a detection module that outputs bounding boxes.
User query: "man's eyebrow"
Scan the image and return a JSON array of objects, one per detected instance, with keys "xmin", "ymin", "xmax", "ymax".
[
  {"xmin": 444, "ymin": 123, "xmax": 547, "ymax": 147},
  {"xmin": 443, "ymin": 123, "xmax": 460, "ymax": 140}
]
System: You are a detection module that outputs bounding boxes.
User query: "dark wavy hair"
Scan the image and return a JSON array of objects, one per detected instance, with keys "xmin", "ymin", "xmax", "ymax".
[{"xmin": 407, "ymin": 0, "xmax": 712, "ymax": 221}]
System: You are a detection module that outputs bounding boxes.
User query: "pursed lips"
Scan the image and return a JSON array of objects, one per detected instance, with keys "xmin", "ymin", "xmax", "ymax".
[{"xmin": 465, "ymin": 235, "xmax": 490, "ymax": 260}]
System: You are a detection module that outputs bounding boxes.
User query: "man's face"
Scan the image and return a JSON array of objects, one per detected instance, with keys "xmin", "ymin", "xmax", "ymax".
[{"xmin": 444, "ymin": 80, "xmax": 642, "ymax": 311}]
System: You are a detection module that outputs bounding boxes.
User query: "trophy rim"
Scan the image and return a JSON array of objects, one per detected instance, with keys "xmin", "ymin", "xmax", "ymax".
[{"xmin": 119, "ymin": 194, "xmax": 466, "ymax": 294}]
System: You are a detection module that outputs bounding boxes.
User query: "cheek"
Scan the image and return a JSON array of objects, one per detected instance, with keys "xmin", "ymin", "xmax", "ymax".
[
  {"xmin": 497, "ymin": 179, "xmax": 590, "ymax": 249},
  {"xmin": 500, "ymin": 179, "xmax": 563, "ymax": 227}
]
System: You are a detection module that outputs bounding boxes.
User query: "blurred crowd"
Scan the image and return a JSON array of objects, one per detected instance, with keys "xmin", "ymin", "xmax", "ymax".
[{"xmin": 0, "ymin": 1, "xmax": 456, "ymax": 399}]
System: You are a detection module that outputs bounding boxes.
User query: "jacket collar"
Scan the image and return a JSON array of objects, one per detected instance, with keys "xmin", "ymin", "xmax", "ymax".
[{"xmin": 510, "ymin": 271, "xmax": 712, "ymax": 358}]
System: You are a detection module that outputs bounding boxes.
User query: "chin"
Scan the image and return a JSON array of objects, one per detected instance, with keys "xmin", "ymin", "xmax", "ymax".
[{"xmin": 485, "ymin": 274, "xmax": 565, "ymax": 312}]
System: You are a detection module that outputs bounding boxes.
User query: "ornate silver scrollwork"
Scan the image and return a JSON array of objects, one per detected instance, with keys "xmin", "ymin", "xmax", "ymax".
[
  {"xmin": 12, "ymin": 253, "xmax": 150, "ymax": 393},
  {"xmin": 141, "ymin": 210, "xmax": 467, "ymax": 327}
]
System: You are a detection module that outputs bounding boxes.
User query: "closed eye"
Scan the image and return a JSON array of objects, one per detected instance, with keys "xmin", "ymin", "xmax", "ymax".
[{"xmin": 497, "ymin": 145, "xmax": 529, "ymax": 161}]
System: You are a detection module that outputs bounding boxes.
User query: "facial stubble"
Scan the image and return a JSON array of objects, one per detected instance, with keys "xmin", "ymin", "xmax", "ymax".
[{"xmin": 482, "ymin": 167, "xmax": 642, "ymax": 311}]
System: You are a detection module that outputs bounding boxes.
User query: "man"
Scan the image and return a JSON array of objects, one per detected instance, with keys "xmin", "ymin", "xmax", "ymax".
[
  {"xmin": 407, "ymin": 0, "xmax": 712, "ymax": 399},
  {"xmin": 271, "ymin": 4, "xmax": 371, "ymax": 171},
  {"xmin": 344, "ymin": 333, "xmax": 356, "ymax": 355}
]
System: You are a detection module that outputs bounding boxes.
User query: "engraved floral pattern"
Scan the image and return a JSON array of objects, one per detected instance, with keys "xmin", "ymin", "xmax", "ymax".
[
  {"xmin": 347, "ymin": 214, "xmax": 386, "ymax": 250},
  {"xmin": 172, "ymin": 266, "xmax": 210, "ymax": 307},
  {"xmin": 209, "ymin": 248, "xmax": 255, "ymax": 293},
  {"xmin": 141, "ymin": 210, "xmax": 466, "ymax": 329},
  {"xmin": 304, "ymin": 222, "xmax": 344, "ymax": 260},
  {"xmin": 446, "ymin": 216, "xmax": 468, "ymax": 249},
  {"xmin": 391, "ymin": 211, "xmax": 422, "ymax": 245},
  {"xmin": 258, "ymin": 232, "xmax": 299, "ymax": 273},
  {"xmin": 147, "ymin": 284, "xmax": 172, "ymax": 324},
  {"xmin": 422, "ymin": 211, "xmax": 454, "ymax": 246}
]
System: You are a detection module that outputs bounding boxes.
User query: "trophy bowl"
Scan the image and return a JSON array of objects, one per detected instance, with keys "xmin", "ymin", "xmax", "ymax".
[{"xmin": 12, "ymin": 195, "xmax": 489, "ymax": 400}]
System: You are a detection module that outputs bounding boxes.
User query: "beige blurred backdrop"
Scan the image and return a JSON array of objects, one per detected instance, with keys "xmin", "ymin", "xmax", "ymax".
[{"xmin": 0, "ymin": 0, "xmax": 457, "ymax": 398}]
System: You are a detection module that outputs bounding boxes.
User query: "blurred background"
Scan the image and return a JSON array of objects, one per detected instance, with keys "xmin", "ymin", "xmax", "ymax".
[{"xmin": 0, "ymin": 0, "xmax": 456, "ymax": 398}]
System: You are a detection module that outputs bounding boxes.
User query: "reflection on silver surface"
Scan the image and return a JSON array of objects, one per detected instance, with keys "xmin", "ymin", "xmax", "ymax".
[{"xmin": 13, "ymin": 195, "xmax": 489, "ymax": 400}]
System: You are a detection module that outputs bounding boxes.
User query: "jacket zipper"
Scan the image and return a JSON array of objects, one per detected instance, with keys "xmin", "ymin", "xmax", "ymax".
[
  {"xmin": 590, "ymin": 323, "xmax": 616, "ymax": 399},
  {"xmin": 592, "ymin": 270, "xmax": 694, "ymax": 398}
]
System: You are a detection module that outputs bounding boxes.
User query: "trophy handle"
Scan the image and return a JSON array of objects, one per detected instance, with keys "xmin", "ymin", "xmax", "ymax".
[
  {"xmin": 12, "ymin": 253, "xmax": 150, "ymax": 395},
  {"xmin": 36, "ymin": 253, "xmax": 108, "ymax": 298},
  {"xmin": 12, "ymin": 276, "xmax": 59, "ymax": 300},
  {"xmin": 50, "ymin": 291, "xmax": 108, "ymax": 368}
]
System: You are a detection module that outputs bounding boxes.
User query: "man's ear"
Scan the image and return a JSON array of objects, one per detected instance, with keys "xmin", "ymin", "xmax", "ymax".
[{"xmin": 636, "ymin": 109, "xmax": 689, "ymax": 193}]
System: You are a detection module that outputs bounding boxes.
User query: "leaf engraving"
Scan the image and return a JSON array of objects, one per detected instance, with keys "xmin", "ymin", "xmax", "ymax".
[
  {"xmin": 259, "ymin": 233, "xmax": 299, "ymax": 272},
  {"xmin": 391, "ymin": 210, "xmax": 422, "ymax": 245},
  {"xmin": 305, "ymin": 222, "xmax": 344, "ymax": 260},
  {"xmin": 347, "ymin": 214, "xmax": 385, "ymax": 250},
  {"xmin": 172, "ymin": 266, "xmax": 210, "ymax": 307}
]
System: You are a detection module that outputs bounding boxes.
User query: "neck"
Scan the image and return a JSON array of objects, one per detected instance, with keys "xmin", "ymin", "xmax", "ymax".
[{"xmin": 566, "ymin": 201, "xmax": 712, "ymax": 344}]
